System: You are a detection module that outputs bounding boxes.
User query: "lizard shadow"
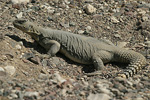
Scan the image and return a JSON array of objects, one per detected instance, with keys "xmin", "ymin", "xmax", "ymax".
[
  {"xmin": 6, "ymin": 34, "xmax": 47, "ymax": 54},
  {"xmin": 82, "ymin": 62, "xmax": 128, "ymax": 73}
]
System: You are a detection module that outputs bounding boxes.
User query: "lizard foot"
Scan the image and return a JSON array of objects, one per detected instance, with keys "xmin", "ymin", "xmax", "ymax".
[
  {"xmin": 84, "ymin": 71, "xmax": 102, "ymax": 76},
  {"xmin": 36, "ymin": 54, "xmax": 51, "ymax": 59}
]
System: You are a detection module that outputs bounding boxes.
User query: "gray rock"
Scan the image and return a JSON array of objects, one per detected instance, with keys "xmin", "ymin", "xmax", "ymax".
[
  {"xmin": 98, "ymin": 88, "xmax": 111, "ymax": 95},
  {"xmin": 16, "ymin": 12, "xmax": 23, "ymax": 19},
  {"xmin": 110, "ymin": 88, "xmax": 121, "ymax": 96},
  {"xmin": 60, "ymin": 22, "xmax": 69, "ymax": 28},
  {"xmin": 38, "ymin": 73, "xmax": 49, "ymax": 80},
  {"xmin": 24, "ymin": 91, "xmax": 39, "ymax": 99},
  {"xmin": 84, "ymin": 4, "xmax": 96, "ymax": 15},
  {"xmin": 78, "ymin": 30, "xmax": 85, "ymax": 34},
  {"xmin": 0, "ymin": 67, "xmax": 5, "ymax": 72},
  {"xmin": 4, "ymin": 65, "xmax": 16, "ymax": 76},
  {"xmin": 51, "ymin": 71, "xmax": 66, "ymax": 84},
  {"xmin": 86, "ymin": 26, "xmax": 92, "ymax": 31},
  {"xmin": 15, "ymin": 44, "xmax": 22, "ymax": 50},
  {"xmin": 11, "ymin": 0, "xmax": 30, "ymax": 4},
  {"xmin": 9, "ymin": 93, "xmax": 18, "ymax": 99},
  {"xmin": 87, "ymin": 93, "xmax": 111, "ymax": 100},
  {"xmin": 110, "ymin": 16, "xmax": 119, "ymax": 23},
  {"xmin": 69, "ymin": 21, "xmax": 76, "ymax": 26},
  {"xmin": 22, "ymin": 53, "xmax": 35, "ymax": 59},
  {"xmin": 85, "ymin": 0, "xmax": 93, "ymax": 3}
]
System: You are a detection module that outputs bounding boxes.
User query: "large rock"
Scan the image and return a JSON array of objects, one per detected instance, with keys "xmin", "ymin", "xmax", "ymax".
[{"xmin": 84, "ymin": 4, "xmax": 96, "ymax": 15}]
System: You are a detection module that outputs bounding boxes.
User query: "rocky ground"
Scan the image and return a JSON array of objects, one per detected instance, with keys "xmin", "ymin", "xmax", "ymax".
[{"xmin": 0, "ymin": 0, "xmax": 150, "ymax": 100}]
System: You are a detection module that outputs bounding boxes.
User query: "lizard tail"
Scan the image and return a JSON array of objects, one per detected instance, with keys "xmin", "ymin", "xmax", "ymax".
[{"xmin": 115, "ymin": 49, "xmax": 147, "ymax": 78}]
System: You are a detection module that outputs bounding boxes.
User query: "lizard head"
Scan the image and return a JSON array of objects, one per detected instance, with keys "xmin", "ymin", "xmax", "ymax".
[
  {"xmin": 13, "ymin": 19, "xmax": 37, "ymax": 33},
  {"xmin": 13, "ymin": 19, "xmax": 41, "ymax": 41}
]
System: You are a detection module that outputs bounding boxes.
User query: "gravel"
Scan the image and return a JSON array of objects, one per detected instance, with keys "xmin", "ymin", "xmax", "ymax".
[{"xmin": 0, "ymin": 0, "xmax": 150, "ymax": 100}]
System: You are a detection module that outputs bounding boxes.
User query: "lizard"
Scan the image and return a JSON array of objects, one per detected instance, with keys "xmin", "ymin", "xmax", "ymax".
[{"xmin": 13, "ymin": 19, "xmax": 147, "ymax": 78}]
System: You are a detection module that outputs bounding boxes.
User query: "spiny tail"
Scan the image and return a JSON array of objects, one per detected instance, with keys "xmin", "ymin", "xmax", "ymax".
[{"xmin": 115, "ymin": 49, "xmax": 147, "ymax": 78}]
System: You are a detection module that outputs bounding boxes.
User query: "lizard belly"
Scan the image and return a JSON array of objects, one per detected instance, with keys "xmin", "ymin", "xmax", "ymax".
[{"xmin": 60, "ymin": 48, "xmax": 92, "ymax": 64}]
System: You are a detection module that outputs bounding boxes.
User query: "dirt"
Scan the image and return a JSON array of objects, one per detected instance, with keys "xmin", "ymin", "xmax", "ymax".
[{"xmin": 0, "ymin": 0, "xmax": 150, "ymax": 100}]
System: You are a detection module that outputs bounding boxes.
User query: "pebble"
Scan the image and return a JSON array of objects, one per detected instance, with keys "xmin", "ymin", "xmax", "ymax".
[
  {"xmin": 16, "ymin": 12, "xmax": 23, "ymax": 19},
  {"xmin": 110, "ymin": 16, "xmax": 119, "ymax": 23},
  {"xmin": 51, "ymin": 71, "xmax": 66, "ymax": 84},
  {"xmin": 15, "ymin": 44, "xmax": 22, "ymax": 50},
  {"xmin": 9, "ymin": 93, "xmax": 18, "ymax": 99},
  {"xmin": 84, "ymin": 4, "xmax": 96, "ymax": 15},
  {"xmin": 117, "ymin": 42, "xmax": 128, "ymax": 48},
  {"xmin": 22, "ymin": 53, "xmax": 35, "ymax": 59},
  {"xmin": 78, "ymin": 30, "xmax": 85, "ymax": 34},
  {"xmin": 79, "ymin": 10, "xmax": 82, "ymax": 14},
  {"xmin": 24, "ymin": 91, "xmax": 39, "ymax": 98},
  {"xmin": 69, "ymin": 21, "xmax": 76, "ymax": 26},
  {"xmin": 98, "ymin": 88, "xmax": 111, "ymax": 95},
  {"xmin": 38, "ymin": 73, "xmax": 49, "ymax": 80},
  {"xmin": 0, "ymin": 67, "xmax": 5, "ymax": 72},
  {"xmin": 87, "ymin": 93, "xmax": 111, "ymax": 100},
  {"xmin": 85, "ymin": 0, "xmax": 93, "ymax": 3},
  {"xmin": 4, "ymin": 65, "xmax": 16, "ymax": 76},
  {"xmin": 86, "ymin": 26, "xmax": 92, "ymax": 31},
  {"xmin": 11, "ymin": 0, "xmax": 30, "ymax": 4}
]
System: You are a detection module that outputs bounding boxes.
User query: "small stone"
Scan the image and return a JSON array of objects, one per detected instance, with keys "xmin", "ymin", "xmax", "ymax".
[
  {"xmin": 15, "ymin": 44, "xmax": 21, "ymax": 50},
  {"xmin": 86, "ymin": 26, "xmax": 92, "ymax": 31},
  {"xmin": 0, "ymin": 67, "xmax": 6, "ymax": 77},
  {"xmin": 87, "ymin": 93, "xmax": 111, "ymax": 100},
  {"xmin": 4, "ymin": 65, "xmax": 16, "ymax": 76},
  {"xmin": 47, "ymin": 7, "xmax": 55, "ymax": 13},
  {"xmin": 110, "ymin": 16, "xmax": 119, "ymax": 23},
  {"xmin": 24, "ymin": 91, "xmax": 39, "ymax": 99},
  {"xmin": 11, "ymin": 0, "xmax": 30, "ymax": 4},
  {"xmin": 114, "ymin": 34, "xmax": 121, "ymax": 39},
  {"xmin": 9, "ymin": 93, "xmax": 18, "ymax": 99},
  {"xmin": 69, "ymin": 21, "xmax": 76, "ymax": 26},
  {"xmin": 47, "ymin": 16, "xmax": 53, "ymax": 21},
  {"xmin": 117, "ymin": 42, "xmax": 128, "ymax": 48},
  {"xmin": 0, "ymin": 67, "xmax": 5, "ymax": 72},
  {"xmin": 80, "ymin": 91, "xmax": 86, "ymax": 96},
  {"xmin": 51, "ymin": 71, "xmax": 66, "ymax": 84},
  {"xmin": 38, "ymin": 73, "xmax": 49, "ymax": 80},
  {"xmin": 78, "ymin": 30, "xmax": 84, "ymax": 34},
  {"xmin": 85, "ymin": 0, "xmax": 93, "ymax": 3},
  {"xmin": 137, "ymin": 8, "xmax": 146, "ymax": 15},
  {"xmin": 142, "ymin": 16, "xmax": 149, "ymax": 21},
  {"xmin": 22, "ymin": 53, "xmax": 35, "ymax": 59},
  {"xmin": 98, "ymin": 88, "xmax": 111, "ymax": 95},
  {"xmin": 79, "ymin": 10, "xmax": 82, "ymax": 14},
  {"xmin": 30, "ymin": 57, "xmax": 40, "ymax": 64},
  {"xmin": 16, "ymin": 12, "xmax": 23, "ymax": 19},
  {"xmin": 60, "ymin": 22, "xmax": 69, "ymax": 28},
  {"xmin": 84, "ymin": 4, "xmax": 96, "ymax": 15},
  {"xmin": 110, "ymin": 88, "xmax": 121, "ymax": 96}
]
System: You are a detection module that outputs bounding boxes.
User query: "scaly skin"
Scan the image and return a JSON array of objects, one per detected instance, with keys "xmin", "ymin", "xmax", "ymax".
[{"xmin": 13, "ymin": 19, "xmax": 147, "ymax": 78}]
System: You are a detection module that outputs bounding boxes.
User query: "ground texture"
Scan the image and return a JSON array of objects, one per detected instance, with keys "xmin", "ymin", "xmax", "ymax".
[{"xmin": 0, "ymin": 0, "xmax": 150, "ymax": 100}]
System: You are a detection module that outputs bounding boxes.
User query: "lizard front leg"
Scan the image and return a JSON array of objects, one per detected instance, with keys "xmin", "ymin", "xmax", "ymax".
[{"xmin": 39, "ymin": 40, "xmax": 60, "ymax": 58}]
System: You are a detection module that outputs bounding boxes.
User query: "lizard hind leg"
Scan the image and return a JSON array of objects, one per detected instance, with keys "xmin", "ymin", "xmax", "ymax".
[{"xmin": 85, "ymin": 50, "xmax": 113, "ymax": 76}]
